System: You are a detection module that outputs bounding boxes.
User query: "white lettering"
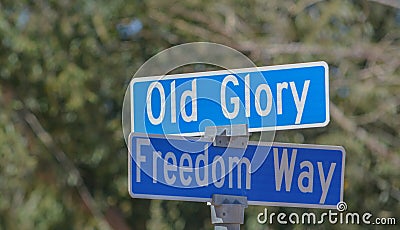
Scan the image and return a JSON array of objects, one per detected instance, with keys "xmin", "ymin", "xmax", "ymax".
[
  {"xmin": 179, "ymin": 153, "xmax": 193, "ymax": 186},
  {"xmin": 195, "ymin": 145, "xmax": 209, "ymax": 186},
  {"xmin": 238, "ymin": 157, "xmax": 251, "ymax": 189},
  {"xmin": 277, "ymin": 213, "xmax": 287, "ymax": 224},
  {"xmin": 170, "ymin": 80, "xmax": 176, "ymax": 123},
  {"xmin": 277, "ymin": 82, "xmax": 288, "ymax": 115},
  {"xmin": 146, "ymin": 82, "xmax": 166, "ymax": 125},
  {"xmin": 255, "ymin": 84, "xmax": 273, "ymax": 116},
  {"xmin": 318, "ymin": 162, "xmax": 336, "ymax": 204},
  {"xmin": 136, "ymin": 138, "xmax": 149, "ymax": 182},
  {"xmin": 245, "ymin": 74, "xmax": 251, "ymax": 117},
  {"xmin": 229, "ymin": 156, "xmax": 240, "ymax": 188},
  {"xmin": 164, "ymin": 152, "xmax": 177, "ymax": 185},
  {"xmin": 290, "ymin": 80, "xmax": 310, "ymax": 124},
  {"xmin": 152, "ymin": 151, "xmax": 160, "ymax": 183},
  {"xmin": 221, "ymin": 75, "xmax": 240, "ymax": 119},
  {"xmin": 273, "ymin": 148, "xmax": 297, "ymax": 191},
  {"xmin": 180, "ymin": 79, "xmax": 198, "ymax": 122},
  {"xmin": 298, "ymin": 161, "xmax": 314, "ymax": 193},
  {"xmin": 135, "ymin": 144, "xmax": 255, "ymax": 189},
  {"xmin": 212, "ymin": 155, "xmax": 225, "ymax": 188},
  {"xmin": 229, "ymin": 156, "xmax": 251, "ymax": 189}
]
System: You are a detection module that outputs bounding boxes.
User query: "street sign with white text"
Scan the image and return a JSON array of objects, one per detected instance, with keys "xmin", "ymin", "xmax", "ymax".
[
  {"xmin": 129, "ymin": 133, "xmax": 345, "ymax": 209},
  {"xmin": 131, "ymin": 62, "xmax": 329, "ymax": 135}
]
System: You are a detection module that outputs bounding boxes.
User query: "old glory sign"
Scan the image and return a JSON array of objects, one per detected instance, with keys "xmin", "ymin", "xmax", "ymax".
[{"xmin": 130, "ymin": 61, "xmax": 329, "ymax": 135}]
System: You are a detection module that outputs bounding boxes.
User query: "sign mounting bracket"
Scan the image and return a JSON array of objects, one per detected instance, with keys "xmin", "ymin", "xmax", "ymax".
[{"xmin": 204, "ymin": 124, "xmax": 249, "ymax": 148}]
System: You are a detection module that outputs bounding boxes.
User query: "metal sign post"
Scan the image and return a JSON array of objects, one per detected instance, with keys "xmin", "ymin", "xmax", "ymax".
[
  {"xmin": 209, "ymin": 194, "xmax": 248, "ymax": 230},
  {"xmin": 205, "ymin": 124, "xmax": 249, "ymax": 230}
]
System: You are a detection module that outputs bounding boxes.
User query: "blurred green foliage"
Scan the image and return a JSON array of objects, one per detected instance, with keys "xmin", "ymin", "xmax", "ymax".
[{"xmin": 0, "ymin": 0, "xmax": 399, "ymax": 229}]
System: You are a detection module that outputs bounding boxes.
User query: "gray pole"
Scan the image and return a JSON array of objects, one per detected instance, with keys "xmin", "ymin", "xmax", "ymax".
[
  {"xmin": 205, "ymin": 125, "xmax": 249, "ymax": 229},
  {"xmin": 209, "ymin": 194, "xmax": 248, "ymax": 230}
]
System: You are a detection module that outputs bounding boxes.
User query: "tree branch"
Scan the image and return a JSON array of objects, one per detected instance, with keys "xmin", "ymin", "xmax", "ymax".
[
  {"xmin": 330, "ymin": 102, "xmax": 400, "ymax": 165},
  {"xmin": 368, "ymin": 0, "xmax": 400, "ymax": 9},
  {"xmin": 21, "ymin": 109, "xmax": 113, "ymax": 230}
]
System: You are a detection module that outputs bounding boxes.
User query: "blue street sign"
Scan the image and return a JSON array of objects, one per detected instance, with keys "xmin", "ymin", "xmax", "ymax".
[
  {"xmin": 129, "ymin": 133, "xmax": 345, "ymax": 209},
  {"xmin": 131, "ymin": 61, "xmax": 329, "ymax": 135}
]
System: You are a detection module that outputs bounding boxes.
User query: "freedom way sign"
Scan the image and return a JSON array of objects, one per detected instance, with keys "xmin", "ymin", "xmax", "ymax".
[
  {"xmin": 130, "ymin": 61, "xmax": 329, "ymax": 135},
  {"xmin": 128, "ymin": 133, "xmax": 345, "ymax": 209}
]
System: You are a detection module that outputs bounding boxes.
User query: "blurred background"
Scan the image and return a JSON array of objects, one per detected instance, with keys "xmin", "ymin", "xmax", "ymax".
[{"xmin": 0, "ymin": 0, "xmax": 399, "ymax": 229}]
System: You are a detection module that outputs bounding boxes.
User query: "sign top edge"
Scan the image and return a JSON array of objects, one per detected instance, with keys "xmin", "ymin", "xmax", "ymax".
[
  {"xmin": 130, "ymin": 61, "xmax": 328, "ymax": 84},
  {"xmin": 129, "ymin": 132, "xmax": 345, "ymax": 151}
]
